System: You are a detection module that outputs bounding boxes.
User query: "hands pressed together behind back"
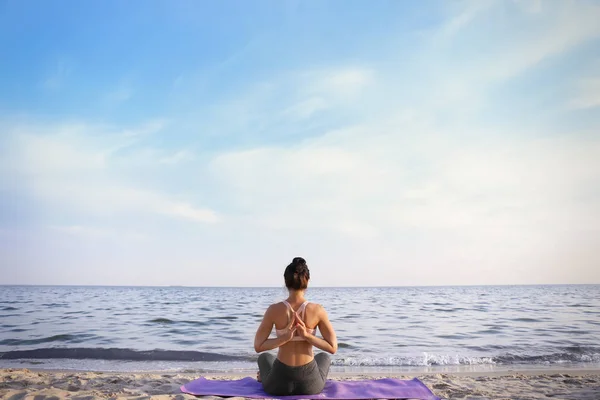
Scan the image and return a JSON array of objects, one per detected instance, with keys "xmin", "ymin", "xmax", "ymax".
[{"xmin": 293, "ymin": 312, "xmax": 309, "ymax": 339}]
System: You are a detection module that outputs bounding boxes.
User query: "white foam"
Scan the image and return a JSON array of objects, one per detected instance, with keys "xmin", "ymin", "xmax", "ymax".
[{"xmin": 332, "ymin": 353, "xmax": 496, "ymax": 367}]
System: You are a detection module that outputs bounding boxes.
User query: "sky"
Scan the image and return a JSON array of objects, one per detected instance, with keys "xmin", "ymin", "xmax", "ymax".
[{"xmin": 0, "ymin": 0, "xmax": 599, "ymax": 287}]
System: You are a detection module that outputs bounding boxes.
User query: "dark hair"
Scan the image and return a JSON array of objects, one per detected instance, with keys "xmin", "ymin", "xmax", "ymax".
[{"xmin": 284, "ymin": 257, "xmax": 310, "ymax": 290}]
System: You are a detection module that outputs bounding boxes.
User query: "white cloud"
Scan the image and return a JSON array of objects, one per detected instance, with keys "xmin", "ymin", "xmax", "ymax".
[
  {"xmin": 159, "ymin": 150, "xmax": 194, "ymax": 164},
  {"xmin": 438, "ymin": 0, "xmax": 495, "ymax": 38},
  {"xmin": 513, "ymin": 0, "xmax": 542, "ymax": 14},
  {"xmin": 1, "ymin": 120, "xmax": 218, "ymax": 225},
  {"xmin": 431, "ymin": 0, "xmax": 600, "ymax": 87},
  {"xmin": 569, "ymin": 78, "xmax": 600, "ymax": 109},
  {"xmin": 211, "ymin": 117, "xmax": 600, "ymax": 235},
  {"xmin": 304, "ymin": 67, "xmax": 374, "ymax": 100},
  {"xmin": 324, "ymin": 68, "xmax": 372, "ymax": 90},
  {"xmin": 49, "ymin": 225, "xmax": 147, "ymax": 241},
  {"xmin": 189, "ymin": 66, "xmax": 375, "ymax": 141},
  {"xmin": 154, "ymin": 200, "xmax": 218, "ymax": 223},
  {"xmin": 485, "ymin": 5, "xmax": 600, "ymax": 80},
  {"xmin": 282, "ymin": 97, "xmax": 329, "ymax": 120},
  {"xmin": 50, "ymin": 225, "xmax": 112, "ymax": 237}
]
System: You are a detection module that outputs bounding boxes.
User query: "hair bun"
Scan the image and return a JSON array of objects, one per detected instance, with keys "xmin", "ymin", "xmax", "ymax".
[{"xmin": 292, "ymin": 257, "xmax": 306, "ymax": 266}]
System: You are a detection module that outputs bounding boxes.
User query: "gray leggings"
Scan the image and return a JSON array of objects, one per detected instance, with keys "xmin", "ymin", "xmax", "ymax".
[{"xmin": 257, "ymin": 352, "xmax": 331, "ymax": 396}]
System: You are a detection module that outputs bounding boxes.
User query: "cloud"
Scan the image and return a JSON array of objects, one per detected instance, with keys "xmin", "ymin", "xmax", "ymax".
[
  {"xmin": 190, "ymin": 66, "xmax": 375, "ymax": 141},
  {"xmin": 298, "ymin": 68, "xmax": 374, "ymax": 104},
  {"xmin": 49, "ymin": 225, "xmax": 147, "ymax": 241},
  {"xmin": 438, "ymin": 0, "xmax": 495, "ymax": 38},
  {"xmin": 282, "ymin": 97, "xmax": 329, "ymax": 120},
  {"xmin": 513, "ymin": 0, "xmax": 542, "ymax": 14},
  {"xmin": 512, "ymin": 0, "xmax": 543, "ymax": 14},
  {"xmin": 485, "ymin": 3, "xmax": 600, "ymax": 80},
  {"xmin": 431, "ymin": 0, "xmax": 600, "ymax": 86},
  {"xmin": 1, "ymin": 120, "xmax": 218, "ymax": 225},
  {"xmin": 569, "ymin": 78, "xmax": 600, "ymax": 109},
  {"xmin": 211, "ymin": 118, "xmax": 600, "ymax": 235},
  {"xmin": 164, "ymin": 203, "xmax": 219, "ymax": 223},
  {"xmin": 211, "ymin": 140, "xmax": 382, "ymax": 238},
  {"xmin": 318, "ymin": 68, "xmax": 373, "ymax": 95},
  {"xmin": 158, "ymin": 150, "xmax": 194, "ymax": 164}
]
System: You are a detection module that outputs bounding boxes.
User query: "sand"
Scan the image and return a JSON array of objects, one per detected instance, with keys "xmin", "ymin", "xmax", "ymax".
[{"xmin": 1, "ymin": 368, "xmax": 599, "ymax": 400}]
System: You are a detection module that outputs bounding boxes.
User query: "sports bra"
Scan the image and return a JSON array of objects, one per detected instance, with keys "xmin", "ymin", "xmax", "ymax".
[{"xmin": 274, "ymin": 300, "xmax": 316, "ymax": 341}]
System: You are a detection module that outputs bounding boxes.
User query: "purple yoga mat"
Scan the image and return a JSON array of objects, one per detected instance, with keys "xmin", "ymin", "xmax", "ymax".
[{"xmin": 180, "ymin": 376, "xmax": 440, "ymax": 400}]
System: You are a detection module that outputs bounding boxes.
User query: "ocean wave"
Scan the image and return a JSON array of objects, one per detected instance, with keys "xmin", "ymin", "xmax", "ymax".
[
  {"xmin": 495, "ymin": 350, "xmax": 600, "ymax": 365},
  {"xmin": 0, "ymin": 347, "xmax": 251, "ymax": 362},
  {"xmin": 0, "ymin": 334, "xmax": 97, "ymax": 346},
  {"xmin": 332, "ymin": 348, "xmax": 600, "ymax": 366},
  {"xmin": 147, "ymin": 318, "xmax": 210, "ymax": 326},
  {"xmin": 333, "ymin": 354, "xmax": 496, "ymax": 367},
  {"xmin": 2, "ymin": 347, "xmax": 598, "ymax": 366},
  {"xmin": 510, "ymin": 317, "xmax": 542, "ymax": 323},
  {"xmin": 433, "ymin": 308, "xmax": 466, "ymax": 312},
  {"xmin": 41, "ymin": 303, "xmax": 67, "ymax": 308},
  {"xmin": 148, "ymin": 318, "xmax": 175, "ymax": 324}
]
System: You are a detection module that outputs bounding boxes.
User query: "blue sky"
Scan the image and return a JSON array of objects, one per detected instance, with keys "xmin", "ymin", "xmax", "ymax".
[{"xmin": 1, "ymin": 0, "xmax": 599, "ymax": 286}]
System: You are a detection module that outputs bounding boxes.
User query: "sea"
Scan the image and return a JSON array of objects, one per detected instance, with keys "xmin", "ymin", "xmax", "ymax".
[{"xmin": 0, "ymin": 285, "xmax": 599, "ymax": 373}]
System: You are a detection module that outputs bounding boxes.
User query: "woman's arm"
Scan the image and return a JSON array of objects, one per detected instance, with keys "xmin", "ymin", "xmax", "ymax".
[
  {"xmin": 254, "ymin": 305, "xmax": 295, "ymax": 353},
  {"xmin": 297, "ymin": 305, "xmax": 338, "ymax": 354}
]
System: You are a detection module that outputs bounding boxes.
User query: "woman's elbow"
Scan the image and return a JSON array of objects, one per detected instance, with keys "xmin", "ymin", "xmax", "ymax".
[
  {"xmin": 330, "ymin": 344, "xmax": 338, "ymax": 354},
  {"xmin": 254, "ymin": 342, "xmax": 262, "ymax": 353}
]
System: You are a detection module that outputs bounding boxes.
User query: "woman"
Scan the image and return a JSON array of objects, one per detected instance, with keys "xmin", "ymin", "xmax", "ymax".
[{"xmin": 254, "ymin": 257, "xmax": 338, "ymax": 396}]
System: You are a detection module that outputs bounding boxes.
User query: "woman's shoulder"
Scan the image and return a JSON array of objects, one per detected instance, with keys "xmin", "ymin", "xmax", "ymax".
[
  {"xmin": 267, "ymin": 301, "xmax": 287, "ymax": 311},
  {"xmin": 306, "ymin": 302, "xmax": 325, "ymax": 314}
]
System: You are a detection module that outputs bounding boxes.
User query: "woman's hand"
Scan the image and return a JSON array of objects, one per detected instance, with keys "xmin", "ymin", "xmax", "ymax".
[
  {"xmin": 282, "ymin": 325, "xmax": 297, "ymax": 342},
  {"xmin": 294, "ymin": 312, "xmax": 308, "ymax": 338}
]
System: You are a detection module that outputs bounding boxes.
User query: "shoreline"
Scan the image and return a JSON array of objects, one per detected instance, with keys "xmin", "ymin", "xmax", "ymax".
[
  {"xmin": 1, "ymin": 367, "xmax": 599, "ymax": 399},
  {"xmin": 9, "ymin": 362, "xmax": 600, "ymax": 376},
  {"xmin": 13, "ymin": 365, "xmax": 600, "ymax": 377}
]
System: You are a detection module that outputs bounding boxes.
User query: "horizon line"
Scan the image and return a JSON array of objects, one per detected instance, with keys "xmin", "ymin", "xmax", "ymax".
[{"xmin": 0, "ymin": 283, "xmax": 598, "ymax": 288}]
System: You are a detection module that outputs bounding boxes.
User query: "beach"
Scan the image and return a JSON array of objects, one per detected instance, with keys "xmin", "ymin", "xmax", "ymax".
[{"xmin": 1, "ymin": 368, "xmax": 599, "ymax": 400}]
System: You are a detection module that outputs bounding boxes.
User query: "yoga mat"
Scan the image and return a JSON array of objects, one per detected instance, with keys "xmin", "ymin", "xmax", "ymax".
[{"xmin": 180, "ymin": 376, "xmax": 440, "ymax": 400}]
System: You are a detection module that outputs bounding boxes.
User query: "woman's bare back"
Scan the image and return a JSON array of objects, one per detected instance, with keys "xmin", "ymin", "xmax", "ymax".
[{"xmin": 273, "ymin": 301, "xmax": 320, "ymax": 366}]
